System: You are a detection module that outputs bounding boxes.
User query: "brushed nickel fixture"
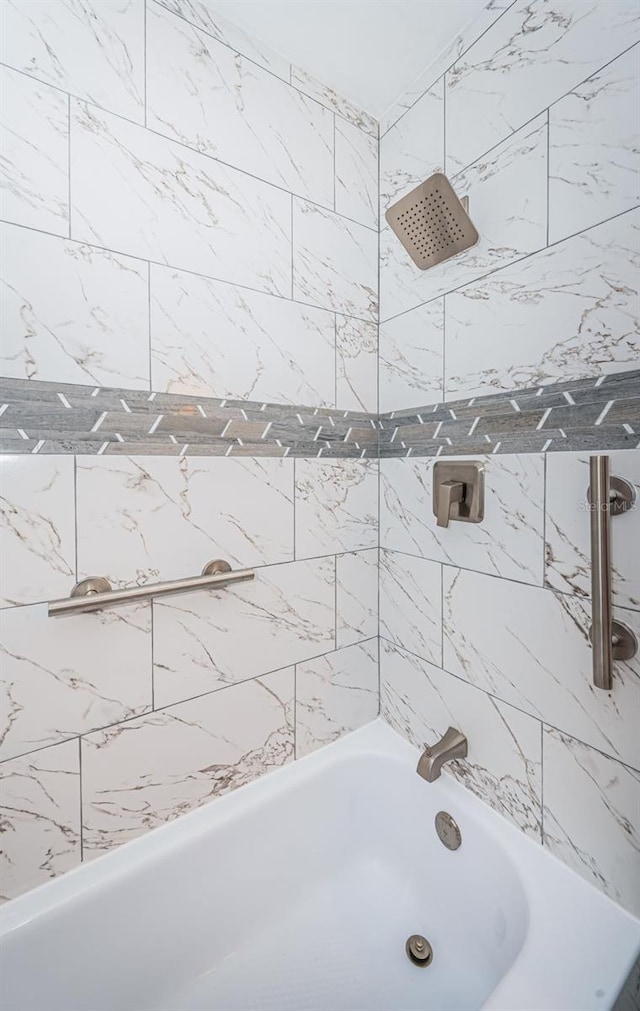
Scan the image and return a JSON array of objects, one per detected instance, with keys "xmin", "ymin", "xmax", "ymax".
[
  {"xmin": 435, "ymin": 811, "xmax": 462, "ymax": 851},
  {"xmin": 588, "ymin": 456, "xmax": 637, "ymax": 689},
  {"xmin": 405, "ymin": 935, "xmax": 433, "ymax": 967},
  {"xmin": 432, "ymin": 461, "xmax": 484, "ymax": 528},
  {"xmin": 416, "ymin": 727, "xmax": 468, "ymax": 782},
  {"xmin": 48, "ymin": 560, "xmax": 255, "ymax": 617},
  {"xmin": 385, "ymin": 173, "xmax": 478, "ymax": 270}
]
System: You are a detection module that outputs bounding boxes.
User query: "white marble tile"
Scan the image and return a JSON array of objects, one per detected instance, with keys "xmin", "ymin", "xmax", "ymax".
[
  {"xmin": 76, "ymin": 456, "xmax": 294, "ymax": 587},
  {"xmin": 147, "ymin": 4, "xmax": 333, "ymax": 207},
  {"xmin": 444, "ymin": 209, "xmax": 640, "ymax": 399},
  {"xmin": 0, "ymin": 66, "xmax": 68, "ymax": 236},
  {"xmin": 549, "ymin": 44, "xmax": 640, "ymax": 244},
  {"xmin": 0, "ymin": 601, "xmax": 151, "ymax": 762},
  {"xmin": 0, "ymin": 0, "xmax": 144, "ymax": 122},
  {"xmin": 380, "ymin": 640, "xmax": 542, "ymax": 839},
  {"xmin": 379, "ymin": 299, "xmax": 444, "ymax": 413},
  {"xmin": 154, "ymin": 0, "xmax": 290, "ymax": 81},
  {"xmin": 443, "ymin": 566, "xmax": 640, "ymax": 771},
  {"xmin": 379, "ymin": 0, "xmax": 512, "ymax": 136},
  {"xmin": 545, "ymin": 450, "xmax": 640, "ymax": 612},
  {"xmin": 334, "ymin": 118, "xmax": 378, "ymax": 229},
  {"xmin": 293, "ymin": 200, "xmax": 378, "ymax": 322},
  {"xmin": 295, "ymin": 460, "xmax": 378, "ymax": 559},
  {"xmin": 150, "ymin": 264, "xmax": 334, "ymax": 405},
  {"xmin": 446, "ymin": 0, "xmax": 640, "ymax": 175},
  {"xmin": 152, "ymin": 557, "xmax": 334, "ymax": 708},
  {"xmin": 70, "ymin": 101, "xmax": 292, "ymax": 297},
  {"xmin": 336, "ymin": 548, "xmax": 379, "ymax": 648},
  {"xmin": 380, "ymin": 114, "xmax": 547, "ymax": 322},
  {"xmin": 0, "ymin": 456, "xmax": 75, "ymax": 608},
  {"xmin": 296, "ymin": 640, "xmax": 378, "ymax": 758},
  {"xmin": 543, "ymin": 727, "xmax": 640, "ymax": 916},
  {"xmin": 379, "ymin": 550, "xmax": 442, "ymax": 667},
  {"xmin": 380, "ymin": 78, "xmax": 444, "ymax": 220},
  {"xmin": 0, "ymin": 222, "xmax": 150, "ymax": 388},
  {"xmin": 290, "ymin": 66, "xmax": 378, "ymax": 138},
  {"xmin": 335, "ymin": 315, "xmax": 378, "ymax": 413},
  {"xmin": 0, "ymin": 739, "xmax": 81, "ymax": 902},
  {"xmin": 82, "ymin": 668, "xmax": 294, "ymax": 857},
  {"xmin": 381, "ymin": 454, "xmax": 545, "ymax": 585}
]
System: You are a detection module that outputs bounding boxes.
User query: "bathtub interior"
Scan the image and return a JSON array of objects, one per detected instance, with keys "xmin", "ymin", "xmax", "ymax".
[{"xmin": 0, "ymin": 740, "xmax": 529, "ymax": 1011}]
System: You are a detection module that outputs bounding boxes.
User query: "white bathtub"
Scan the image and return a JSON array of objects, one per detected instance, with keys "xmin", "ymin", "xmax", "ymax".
[{"xmin": 1, "ymin": 720, "xmax": 638, "ymax": 1011}]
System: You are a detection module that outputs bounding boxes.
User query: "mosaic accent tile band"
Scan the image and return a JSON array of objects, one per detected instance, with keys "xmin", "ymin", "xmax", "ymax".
[
  {"xmin": 0, "ymin": 371, "xmax": 638, "ymax": 458},
  {"xmin": 379, "ymin": 370, "xmax": 640, "ymax": 458}
]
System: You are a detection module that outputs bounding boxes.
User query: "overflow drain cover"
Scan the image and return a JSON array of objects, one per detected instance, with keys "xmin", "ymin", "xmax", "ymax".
[{"xmin": 405, "ymin": 934, "xmax": 433, "ymax": 967}]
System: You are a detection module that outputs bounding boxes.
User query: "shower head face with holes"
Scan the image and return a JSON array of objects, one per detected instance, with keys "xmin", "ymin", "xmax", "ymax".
[{"xmin": 385, "ymin": 173, "xmax": 479, "ymax": 270}]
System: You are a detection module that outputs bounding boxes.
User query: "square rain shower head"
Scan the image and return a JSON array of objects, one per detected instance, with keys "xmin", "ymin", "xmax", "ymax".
[{"xmin": 385, "ymin": 172, "xmax": 479, "ymax": 270}]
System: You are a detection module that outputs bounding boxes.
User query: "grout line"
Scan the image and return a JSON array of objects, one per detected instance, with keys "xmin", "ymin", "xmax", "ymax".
[
  {"xmin": 379, "ymin": 202, "xmax": 640, "ymax": 326},
  {"xmin": 147, "ymin": 261, "xmax": 152, "ymax": 391},
  {"xmin": 143, "ymin": 0, "xmax": 147, "ymax": 127},
  {"xmin": 292, "ymin": 456, "xmax": 297, "ymax": 560},
  {"xmin": 78, "ymin": 736, "xmax": 84, "ymax": 862},
  {"xmin": 546, "ymin": 107, "xmax": 550, "ymax": 247},
  {"xmin": 334, "ymin": 554, "xmax": 338, "ymax": 651},
  {"xmin": 73, "ymin": 455, "xmax": 79, "ymax": 583},
  {"xmin": 293, "ymin": 663, "xmax": 297, "ymax": 759},
  {"xmin": 0, "ymin": 218, "xmax": 378, "ymax": 328},
  {"xmin": 333, "ymin": 113, "xmax": 336, "ymax": 212},
  {"xmin": 67, "ymin": 94, "xmax": 71, "ymax": 239},
  {"xmin": 290, "ymin": 194, "xmax": 294, "ymax": 300},
  {"xmin": 379, "ymin": 637, "xmax": 640, "ymax": 775},
  {"xmin": 0, "ymin": 636, "xmax": 382, "ymax": 769},
  {"xmin": 334, "ymin": 313, "xmax": 338, "ymax": 408},
  {"xmin": 150, "ymin": 600, "xmax": 155, "ymax": 710},
  {"xmin": 540, "ymin": 720, "xmax": 545, "ymax": 843}
]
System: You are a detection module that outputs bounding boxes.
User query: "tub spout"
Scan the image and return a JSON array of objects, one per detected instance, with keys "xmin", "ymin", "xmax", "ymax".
[{"xmin": 416, "ymin": 727, "xmax": 468, "ymax": 782}]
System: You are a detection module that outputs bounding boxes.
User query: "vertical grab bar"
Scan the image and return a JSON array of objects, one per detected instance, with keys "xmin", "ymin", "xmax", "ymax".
[{"xmin": 588, "ymin": 455, "xmax": 637, "ymax": 689}]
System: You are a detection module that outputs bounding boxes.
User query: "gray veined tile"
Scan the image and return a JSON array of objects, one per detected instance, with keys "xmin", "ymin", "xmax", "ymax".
[
  {"xmin": 545, "ymin": 449, "xmax": 640, "ymax": 612},
  {"xmin": 549, "ymin": 44, "xmax": 640, "ymax": 244},
  {"xmin": 76, "ymin": 455, "xmax": 294, "ymax": 587},
  {"xmin": 70, "ymin": 101, "xmax": 292, "ymax": 297},
  {"xmin": 380, "ymin": 640, "xmax": 542, "ymax": 839},
  {"xmin": 446, "ymin": 0, "xmax": 640, "ymax": 175},
  {"xmin": 154, "ymin": 0, "xmax": 291, "ymax": 81},
  {"xmin": 380, "ymin": 550, "xmax": 442, "ymax": 667},
  {"xmin": 335, "ymin": 118, "xmax": 379, "ymax": 230},
  {"xmin": 146, "ymin": 4, "xmax": 334, "ymax": 207},
  {"xmin": 443, "ymin": 566, "xmax": 640, "ymax": 770},
  {"xmin": 0, "ymin": 0, "xmax": 144, "ymax": 122},
  {"xmin": 152, "ymin": 557, "xmax": 335, "ymax": 708},
  {"xmin": 543, "ymin": 727, "xmax": 640, "ymax": 917},
  {"xmin": 0, "ymin": 65, "xmax": 69, "ymax": 237},
  {"xmin": 292, "ymin": 200, "xmax": 378, "ymax": 323},
  {"xmin": 81, "ymin": 668, "xmax": 294, "ymax": 857},
  {"xmin": 150, "ymin": 264, "xmax": 335, "ymax": 406},
  {"xmin": 335, "ymin": 316, "xmax": 378, "ymax": 413},
  {"xmin": 444, "ymin": 209, "xmax": 640, "ymax": 400},
  {"xmin": 296, "ymin": 640, "xmax": 379, "ymax": 758},
  {"xmin": 0, "ymin": 601, "xmax": 151, "ymax": 762},
  {"xmin": 289, "ymin": 66, "xmax": 378, "ymax": 138},
  {"xmin": 379, "ymin": 0, "xmax": 512, "ymax": 137},
  {"xmin": 380, "ymin": 113, "xmax": 547, "ymax": 322},
  {"xmin": 0, "ymin": 455, "xmax": 75, "ymax": 608},
  {"xmin": 379, "ymin": 77, "xmax": 444, "ymax": 220},
  {"xmin": 0, "ymin": 222, "xmax": 150, "ymax": 389},
  {"xmin": 379, "ymin": 299, "xmax": 444, "ymax": 413},
  {"xmin": 0, "ymin": 739, "xmax": 81, "ymax": 902},
  {"xmin": 295, "ymin": 459, "xmax": 378, "ymax": 559},
  {"xmin": 336, "ymin": 548, "xmax": 379, "ymax": 648},
  {"xmin": 380, "ymin": 454, "xmax": 545, "ymax": 585}
]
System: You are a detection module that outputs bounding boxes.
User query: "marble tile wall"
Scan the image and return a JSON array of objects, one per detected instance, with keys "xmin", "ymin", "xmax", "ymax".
[
  {"xmin": 379, "ymin": 4, "xmax": 639, "ymax": 413},
  {"xmin": 0, "ymin": 0, "xmax": 380, "ymax": 902},
  {"xmin": 378, "ymin": 0, "xmax": 640, "ymax": 919},
  {"xmin": 0, "ymin": 451, "xmax": 380, "ymax": 899}
]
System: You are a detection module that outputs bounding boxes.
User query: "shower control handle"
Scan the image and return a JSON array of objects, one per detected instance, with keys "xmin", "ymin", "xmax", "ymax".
[
  {"xmin": 436, "ymin": 480, "xmax": 464, "ymax": 528},
  {"xmin": 432, "ymin": 461, "xmax": 485, "ymax": 528}
]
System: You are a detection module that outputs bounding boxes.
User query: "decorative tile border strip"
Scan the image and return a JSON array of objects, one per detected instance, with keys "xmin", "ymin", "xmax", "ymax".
[
  {"xmin": 379, "ymin": 371, "xmax": 640, "ymax": 457},
  {"xmin": 1, "ymin": 371, "xmax": 638, "ymax": 458},
  {"xmin": 0, "ymin": 379, "xmax": 377, "ymax": 458}
]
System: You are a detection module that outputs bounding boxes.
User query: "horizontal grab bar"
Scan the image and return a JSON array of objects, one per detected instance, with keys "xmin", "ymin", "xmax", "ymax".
[{"xmin": 48, "ymin": 559, "xmax": 255, "ymax": 617}]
